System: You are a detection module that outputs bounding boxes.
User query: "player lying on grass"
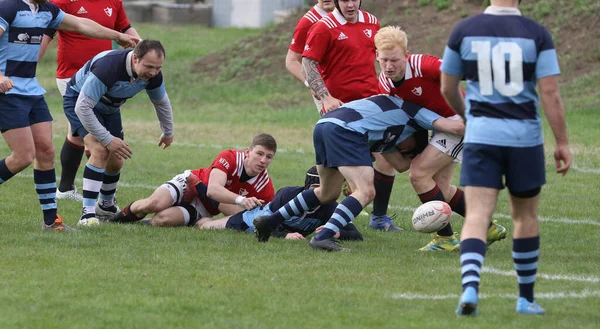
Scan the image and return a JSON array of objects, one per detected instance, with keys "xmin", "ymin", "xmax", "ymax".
[
  {"xmin": 253, "ymin": 94, "xmax": 464, "ymax": 251},
  {"xmin": 109, "ymin": 134, "xmax": 277, "ymax": 227},
  {"xmin": 375, "ymin": 25, "xmax": 507, "ymax": 251},
  {"xmin": 195, "ymin": 166, "xmax": 363, "ymax": 241}
]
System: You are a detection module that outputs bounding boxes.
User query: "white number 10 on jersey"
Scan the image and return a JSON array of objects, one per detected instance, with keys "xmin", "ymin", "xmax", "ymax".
[{"xmin": 471, "ymin": 41, "xmax": 524, "ymax": 97}]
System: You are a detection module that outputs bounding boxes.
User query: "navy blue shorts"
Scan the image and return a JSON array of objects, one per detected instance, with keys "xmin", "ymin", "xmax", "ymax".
[
  {"xmin": 64, "ymin": 96, "xmax": 124, "ymax": 139},
  {"xmin": 313, "ymin": 122, "xmax": 372, "ymax": 168},
  {"xmin": 0, "ymin": 94, "xmax": 52, "ymax": 132},
  {"xmin": 460, "ymin": 143, "xmax": 545, "ymax": 193}
]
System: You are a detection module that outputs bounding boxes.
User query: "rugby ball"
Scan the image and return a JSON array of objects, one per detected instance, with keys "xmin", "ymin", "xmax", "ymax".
[{"xmin": 412, "ymin": 201, "xmax": 452, "ymax": 233}]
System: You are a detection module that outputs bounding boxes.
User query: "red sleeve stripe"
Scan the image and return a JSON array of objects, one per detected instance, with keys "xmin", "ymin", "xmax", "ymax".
[
  {"xmin": 305, "ymin": 12, "xmax": 319, "ymax": 23},
  {"xmin": 411, "ymin": 54, "xmax": 423, "ymax": 77},
  {"xmin": 255, "ymin": 172, "xmax": 271, "ymax": 192},
  {"xmin": 378, "ymin": 72, "xmax": 391, "ymax": 93},
  {"xmin": 236, "ymin": 151, "xmax": 244, "ymax": 177},
  {"xmin": 366, "ymin": 12, "xmax": 377, "ymax": 24},
  {"xmin": 322, "ymin": 16, "xmax": 337, "ymax": 29}
]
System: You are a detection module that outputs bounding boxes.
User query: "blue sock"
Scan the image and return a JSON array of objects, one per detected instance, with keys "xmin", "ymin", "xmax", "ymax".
[
  {"xmin": 268, "ymin": 189, "xmax": 321, "ymax": 227},
  {"xmin": 460, "ymin": 238, "xmax": 487, "ymax": 293},
  {"xmin": 99, "ymin": 171, "xmax": 120, "ymax": 207},
  {"xmin": 82, "ymin": 163, "xmax": 105, "ymax": 218},
  {"xmin": 315, "ymin": 196, "xmax": 363, "ymax": 241},
  {"xmin": 513, "ymin": 236, "xmax": 540, "ymax": 303},
  {"xmin": 0, "ymin": 158, "xmax": 16, "ymax": 184},
  {"xmin": 34, "ymin": 169, "xmax": 58, "ymax": 225}
]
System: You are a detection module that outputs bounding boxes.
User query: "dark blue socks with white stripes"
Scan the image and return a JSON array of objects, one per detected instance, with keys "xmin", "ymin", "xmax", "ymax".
[{"xmin": 314, "ymin": 196, "xmax": 363, "ymax": 241}]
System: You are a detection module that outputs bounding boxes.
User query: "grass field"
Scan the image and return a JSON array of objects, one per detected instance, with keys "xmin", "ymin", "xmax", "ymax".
[{"xmin": 1, "ymin": 17, "xmax": 599, "ymax": 329}]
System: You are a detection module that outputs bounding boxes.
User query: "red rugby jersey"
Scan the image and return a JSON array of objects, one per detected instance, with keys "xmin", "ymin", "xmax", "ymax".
[
  {"xmin": 302, "ymin": 9, "xmax": 380, "ymax": 103},
  {"xmin": 288, "ymin": 4, "xmax": 329, "ymax": 54},
  {"xmin": 50, "ymin": 0, "xmax": 132, "ymax": 79},
  {"xmin": 191, "ymin": 150, "xmax": 274, "ymax": 215},
  {"xmin": 378, "ymin": 54, "xmax": 460, "ymax": 118}
]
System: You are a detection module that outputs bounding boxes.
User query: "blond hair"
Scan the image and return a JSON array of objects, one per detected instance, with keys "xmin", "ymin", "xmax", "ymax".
[{"xmin": 374, "ymin": 26, "xmax": 408, "ymax": 52}]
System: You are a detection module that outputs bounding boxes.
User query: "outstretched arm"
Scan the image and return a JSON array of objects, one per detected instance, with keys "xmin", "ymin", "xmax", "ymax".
[
  {"xmin": 206, "ymin": 169, "xmax": 264, "ymax": 210},
  {"xmin": 58, "ymin": 14, "xmax": 138, "ymax": 48}
]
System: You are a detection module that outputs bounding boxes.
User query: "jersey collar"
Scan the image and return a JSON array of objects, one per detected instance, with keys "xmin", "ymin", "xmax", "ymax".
[
  {"xmin": 125, "ymin": 51, "xmax": 138, "ymax": 81},
  {"xmin": 22, "ymin": 0, "xmax": 38, "ymax": 15},
  {"xmin": 332, "ymin": 8, "xmax": 365, "ymax": 25},
  {"xmin": 314, "ymin": 4, "xmax": 328, "ymax": 18},
  {"xmin": 484, "ymin": 5, "xmax": 522, "ymax": 16}
]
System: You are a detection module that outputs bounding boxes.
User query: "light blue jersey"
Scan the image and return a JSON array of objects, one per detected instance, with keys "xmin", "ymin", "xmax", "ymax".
[
  {"xmin": 317, "ymin": 95, "xmax": 442, "ymax": 153},
  {"xmin": 0, "ymin": 0, "xmax": 65, "ymax": 95},
  {"xmin": 441, "ymin": 6, "xmax": 560, "ymax": 147}
]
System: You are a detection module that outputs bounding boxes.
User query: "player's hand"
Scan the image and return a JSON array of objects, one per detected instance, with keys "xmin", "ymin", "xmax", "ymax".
[
  {"xmin": 554, "ymin": 143, "xmax": 572, "ymax": 176},
  {"xmin": 106, "ymin": 137, "xmax": 133, "ymax": 159},
  {"xmin": 0, "ymin": 76, "xmax": 14, "ymax": 93},
  {"xmin": 285, "ymin": 232, "xmax": 306, "ymax": 240},
  {"xmin": 116, "ymin": 33, "xmax": 139, "ymax": 48},
  {"xmin": 315, "ymin": 225, "xmax": 340, "ymax": 239},
  {"xmin": 158, "ymin": 133, "xmax": 173, "ymax": 149},
  {"xmin": 321, "ymin": 95, "xmax": 344, "ymax": 116},
  {"xmin": 236, "ymin": 196, "xmax": 264, "ymax": 210}
]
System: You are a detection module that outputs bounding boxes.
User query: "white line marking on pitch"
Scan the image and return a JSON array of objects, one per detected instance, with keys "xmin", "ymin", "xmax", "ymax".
[
  {"xmin": 12, "ymin": 175, "xmax": 600, "ymax": 227},
  {"xmin": 483, "ymin": 266, "xmax": 600, "ymax": 283},
  {"xmin": 388, "ymin": 205, "xmax": 600, "ymax": 227},
  {"xmin": 391, "ymin": 290, "xmax": 600, "ymax": 300}
]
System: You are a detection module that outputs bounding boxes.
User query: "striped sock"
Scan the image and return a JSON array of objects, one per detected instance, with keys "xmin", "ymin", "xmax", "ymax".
[
  {"xmin": 82, "ymin": 163, "xmax": 105, "ymax": 218},
  {"xmin": 34, "ymin": 169, "xmax": 58, "ymax": 225},
  {"xmin": 99, "ymin": 171, "xmax": 120, "ymax": 208},
  {"xmin": 0, "ymin": 158, "xmax": 16, "ymax": 184},
  {"xmin": 315, "ymin": 196, "xmax": 363, "ymax": 241},
  {"xmin": 268, "ymin": 189, "xmax": 321, "ymax": 227},
  {"xmin": 513, "ymin": 236, "xmax": 540, "ymax": 303},
  {"xmin": 460, "ymin": 238, "xmax": 487, "ymax": 293}
]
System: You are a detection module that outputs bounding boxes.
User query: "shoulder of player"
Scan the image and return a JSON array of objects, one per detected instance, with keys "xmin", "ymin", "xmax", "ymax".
[
  {"xmin": 406, "ymin": 53, "xmax": 439, "ymax": 77},
  {"xmin": 359, "ymin": 10, "xmax": 378, "ymax": 25},
  {"xmin": 378, "ymin": 71, "xmax": 393, "ymax": 92}
]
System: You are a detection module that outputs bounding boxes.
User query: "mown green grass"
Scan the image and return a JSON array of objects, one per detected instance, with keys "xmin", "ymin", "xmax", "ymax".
[{"xmin": 1, "ymin": 19, "xmax": 599, "ymax": 329}]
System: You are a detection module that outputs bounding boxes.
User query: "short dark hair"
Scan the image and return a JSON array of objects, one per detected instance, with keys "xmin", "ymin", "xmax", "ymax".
[
  {"xmin": 249, "ymin": 133, "xmax": 277, "ymax": 153},
  {"xmin": 133, "ymin": 39, "xmax": 166, "ymax": 59}
]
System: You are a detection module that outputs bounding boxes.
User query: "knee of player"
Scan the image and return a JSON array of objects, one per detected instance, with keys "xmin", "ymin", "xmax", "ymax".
[
  {"xmin": 408, "ymin": 166, "xmax": 428, "ymax": 184},
  {"xmin": 12, "ymin": 149, "xmax": 35, "ymax": 169},
  {"xmin": 92, "ymin": 147, "xmax": 110, "ymax": 163}
]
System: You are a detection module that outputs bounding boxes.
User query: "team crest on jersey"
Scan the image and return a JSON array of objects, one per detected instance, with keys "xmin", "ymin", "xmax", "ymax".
[
  {"xmin": 239, "ymin": 188, "xmax": 249, "ymax": 197},
  {"xmin": 104, "ymin": 7, "xmax": 113, "ymax": 17},
  {"xmin": 412, "ymin": 86, "xmax": 423, "ymax": 96},
  {"xmin": 363, "ymin": 29, "xmax": 372, "ymax": 38}
]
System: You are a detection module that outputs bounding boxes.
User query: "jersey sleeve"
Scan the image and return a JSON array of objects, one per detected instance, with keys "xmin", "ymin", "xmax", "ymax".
[
  {"xmin": 440, "ymin": 23, "xmax": 465, "ymax": 76},
  {"xmin": 419, "ymin": 54, "xmax": 443, "ymax": 81},
  {"xmin": 210, "ymin": 150, "xmax": 236, "ymax": 176},
  {"xmin": 47, "ymin": 4, "xmax": 66, "ymax": 29},
  {"xmin": 535, "ymin": 25, "xmax": 560, "ymax": 79},
  {"xmin": 302, "ymin": 23, "xmax": 330, "ymax": 63},
  {"xmin": 145, "ymin": 72, "xmax": 166, "ymax": 99},
  {"xmin": 289, "ymin": 19, "xmax": 310, "ymax": 53},
  {"xmin": 378, "ymin": 72, "xmax": 392, "ymax": 95},
  {"xmin": 0, "ymin": 1, "xmax": 19, "ymax": 30},
  {"xmin": 114, "ymin": 0, "xmax": 132, "ymax": 32}
]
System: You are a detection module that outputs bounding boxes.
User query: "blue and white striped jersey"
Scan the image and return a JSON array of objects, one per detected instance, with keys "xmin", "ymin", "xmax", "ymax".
[
  {"xmin": 0, "ymin": 0, "xmax": 65, "ymax": 95},
  {"xmin": 317, "ymin": 94, "xmax": 442, "ymax": 153},
  {"xmin": 441, "ymin": 6, "xmax": 560, "ymax": 147},
  {"xmin": 65, "ymin": 49, "xmax": 166, "ymax": 114}
]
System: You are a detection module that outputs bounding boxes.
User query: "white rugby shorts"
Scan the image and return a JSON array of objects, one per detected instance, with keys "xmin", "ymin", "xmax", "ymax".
[
  {"xmin": 56, "ymin": 78, "xmax": 70, "ymax": 97},
  {"xmin": 161, "ymin": 170, "xmax": 211, "ymax": 222},
  {"xmin": 429, "ymin": 114, "xmax": 464, "ymax": 163}
]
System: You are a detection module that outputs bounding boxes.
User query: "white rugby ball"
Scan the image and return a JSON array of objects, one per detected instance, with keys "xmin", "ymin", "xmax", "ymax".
[{"xmin": 412, "ymin": 201, "xmax": 452, "ymax": 233}]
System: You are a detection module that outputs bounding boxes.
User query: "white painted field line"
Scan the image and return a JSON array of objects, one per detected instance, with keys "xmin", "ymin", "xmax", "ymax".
[
  {"xmin": 12, "ymin": 174, "xmax": 600, "ymax": 226},
  {"xmin": 391, "ymin": 290, "xmax": 600, "ymax": 300},
  {"xmin": 484, "ymin": 266, "xmax": 600, "ymax": 284},
  {"xmin": 388, "ymin": 205, "xmax": 600, "ymax": 227},
  {"xmin": 571, "ymin": 164, "xmax": 600, "ymax": 174}
]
